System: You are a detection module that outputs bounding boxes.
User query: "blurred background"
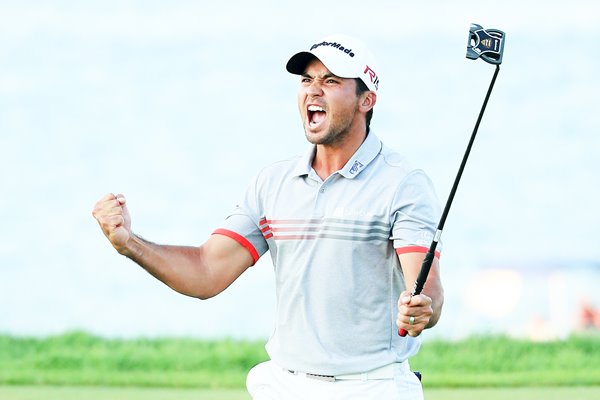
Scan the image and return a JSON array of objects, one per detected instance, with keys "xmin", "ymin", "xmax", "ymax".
[{"xmin": 1, "ymin": 0, "xmax": 598, "ymax": 342}]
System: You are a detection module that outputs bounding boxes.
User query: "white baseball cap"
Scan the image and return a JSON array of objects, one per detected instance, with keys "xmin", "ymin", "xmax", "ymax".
[{"xmin": 286, "ymin": 34, "xmax": 380, "ymax": 92}]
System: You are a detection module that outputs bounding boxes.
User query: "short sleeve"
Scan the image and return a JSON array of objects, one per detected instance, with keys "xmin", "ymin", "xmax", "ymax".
[
  {"xmin": 390, "ymin": 170, "xmax": 442, "ymax": 258},
  {"xmin": 213, "ymin": 174, "xmax": 269, "ymax": 264}
]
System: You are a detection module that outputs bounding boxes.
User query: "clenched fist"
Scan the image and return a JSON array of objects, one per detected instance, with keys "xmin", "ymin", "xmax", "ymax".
[
  {"xmin": 92, "ymin": 193, "xmax": 132, "ymax": 254},
  {"xmin": 397, "ymin": 290, "xmax": 433, "ymax": 337}
]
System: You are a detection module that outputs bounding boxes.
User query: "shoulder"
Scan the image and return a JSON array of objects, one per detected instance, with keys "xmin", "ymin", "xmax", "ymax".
[
  {"xmin": 253, "ymin": 154, "xmax": 303, "ymax": 185},
  {"xmin": 369, "ymin": 143, "xmax": 437, "ymax": 200},
  {"xmin": 379, "ymin": 144, "xmax": 412, "ymax": 169},
  {"xmin": 259, "ymin": 154, "xmax": 302, "ymax": 174},
  {"xmin": 375, "ymin": 144, "xmax": 427, "ymax": 181}
]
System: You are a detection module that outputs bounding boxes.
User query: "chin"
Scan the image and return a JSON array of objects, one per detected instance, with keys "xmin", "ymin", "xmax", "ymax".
[{"xmin": 304, "ymin": 132, "xmax": 321, "ymax": 145}]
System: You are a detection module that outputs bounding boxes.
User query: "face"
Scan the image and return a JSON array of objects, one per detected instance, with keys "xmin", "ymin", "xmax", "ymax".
[{"xmin": 298, "ymin": 59, "xmax": 361, "ymax": 146}]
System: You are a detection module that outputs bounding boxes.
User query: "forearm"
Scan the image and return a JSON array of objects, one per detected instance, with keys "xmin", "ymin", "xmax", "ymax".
[
  {"xmin": 119, "ymin": 233, "xmax": 253, "ymax": 300},
  {"xmin": 121, "ymin": 234, "xmax": 217, "ymax": 299},
  {"xmin": 397, "ymin": 252, "xmax": 444, "ymax": 335},
  {"xmin": 419, "ymin": 256, "xmax": 444, "ymax": 329},
  {"xmin": 423, "ymin": 281, "xmax": 444, "ymax": 329},
  {"xmin": 93, "ymin": 194, "xmax": 252, "ymax": 299}
]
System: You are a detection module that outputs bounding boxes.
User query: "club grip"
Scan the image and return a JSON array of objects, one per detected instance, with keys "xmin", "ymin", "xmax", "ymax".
[{"xmin": 398, "ymin": 247, "xmax": 437, "ymax": 337}]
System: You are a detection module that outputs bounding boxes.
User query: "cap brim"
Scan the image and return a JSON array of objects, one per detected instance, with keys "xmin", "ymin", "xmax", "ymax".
[{"xmin": 286, "ymin": 52, "xmax": 317, "ymax": 75}]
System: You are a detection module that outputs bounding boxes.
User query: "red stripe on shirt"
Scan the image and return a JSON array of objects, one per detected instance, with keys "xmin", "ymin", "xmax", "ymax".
[
  {"xmin": 396, "ymin": 246, "xmax": 441, "ymax": 259},
  {"xmin": 212, "ymin": 229, "xmax": 259, "ymax": 264}
]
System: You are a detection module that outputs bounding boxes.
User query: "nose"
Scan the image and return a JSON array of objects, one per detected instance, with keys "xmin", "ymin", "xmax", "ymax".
[{"xmin": 306, "ymin": 80, "xmax": 323, "ymax": 97}]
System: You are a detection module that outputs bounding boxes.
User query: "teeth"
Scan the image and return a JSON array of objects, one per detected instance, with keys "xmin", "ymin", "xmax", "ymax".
[{"xmin": 308, "ymin": 105, "xmax": 324, "ymax": 112}]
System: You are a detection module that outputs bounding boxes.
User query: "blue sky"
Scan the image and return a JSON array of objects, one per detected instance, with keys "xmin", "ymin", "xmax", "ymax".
[{"xmin": 1, "ymin": 1, "xmax": 599, "ymax": 339}]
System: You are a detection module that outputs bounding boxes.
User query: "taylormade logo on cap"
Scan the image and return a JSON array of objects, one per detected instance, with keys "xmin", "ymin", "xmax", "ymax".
[
  {"xmin": 286, "ymin": 34, "xmax": 380, "ymax": 92},
  {"xmin": 310, "ymin": 41, "xmax": 356, "ymax": 58}
]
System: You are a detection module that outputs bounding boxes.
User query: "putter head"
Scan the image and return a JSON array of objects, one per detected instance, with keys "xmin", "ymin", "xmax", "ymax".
[{"xmin": 466, "ymin": 23, "xmax": 505, "ymax": 65}]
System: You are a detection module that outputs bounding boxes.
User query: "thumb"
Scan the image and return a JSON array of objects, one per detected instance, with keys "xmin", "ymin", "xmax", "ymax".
[
  {"xmin": 116, "ymin": 194, "xmax": 129, "ymax": 214},
  {"xmin": 115, "ymin": 194, "xmax": 131, "ymax": 228},
  {"xmin": 400, "ymin": 290, "xmax": 413, "ymax": 305},
  {"xmin": 116, "ymin": 194, "xmax": 126, "ymax": 206}
]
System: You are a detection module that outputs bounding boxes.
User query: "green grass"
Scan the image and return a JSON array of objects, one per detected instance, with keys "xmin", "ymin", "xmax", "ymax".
[
  {"xmin": 1, "ymin": 386, "xmax": 599, "ymax": 400},
  {"xmin": 0, "ymin": 386, "xmax": 251, "ymax": 400},
  {"xmin": 410, "ymin": 334, "xmax": 600, "ymax": 387},
  {"xmin": 0, "ymin": 332, "xmax": 599, "ymax": 388},
  {"xmin": 0, "ymin": 332, "xmax": 268, "ymax": 388}
]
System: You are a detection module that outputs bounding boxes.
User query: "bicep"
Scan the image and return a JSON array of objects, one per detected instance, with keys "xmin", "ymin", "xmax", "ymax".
[{"xmin": 199, "ymin": 234, "xmax": 256, "ymax": 297}]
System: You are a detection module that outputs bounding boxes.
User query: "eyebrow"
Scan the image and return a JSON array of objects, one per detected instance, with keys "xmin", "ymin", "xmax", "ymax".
[{"xmin": 301, "ymin": 72, "xmax": 340, "ymax": 80}]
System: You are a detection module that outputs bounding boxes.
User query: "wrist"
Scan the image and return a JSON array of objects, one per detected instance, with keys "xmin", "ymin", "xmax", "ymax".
[{"xmin": 117, "ymin": 233, "xmax": 144, "ymax": 260}]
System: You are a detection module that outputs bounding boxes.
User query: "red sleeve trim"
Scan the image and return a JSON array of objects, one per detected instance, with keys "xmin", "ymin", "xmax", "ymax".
[
  {"xmin": 212, "ymin": 229, "xmax": 260, "ymax": 265},
  {"xmin": 396, "ymin": 246, "xmax": 441, "ymax": 260}
]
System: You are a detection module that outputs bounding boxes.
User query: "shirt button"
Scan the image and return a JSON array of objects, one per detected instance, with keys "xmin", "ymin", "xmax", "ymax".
[{"xmin": 320, "ymin": 188, "xmax": 325, "ymax": 193}]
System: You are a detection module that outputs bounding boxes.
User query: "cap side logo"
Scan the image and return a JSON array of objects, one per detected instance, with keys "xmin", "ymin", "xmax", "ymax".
[{"xmin": 363, "ymin": 65, "xmax": 379, "ymax": 90}]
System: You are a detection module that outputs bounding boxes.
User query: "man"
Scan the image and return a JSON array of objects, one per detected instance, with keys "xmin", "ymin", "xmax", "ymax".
[{"xmin": 93, "ymin": 34, "xmax": 443, "ymax": 399}]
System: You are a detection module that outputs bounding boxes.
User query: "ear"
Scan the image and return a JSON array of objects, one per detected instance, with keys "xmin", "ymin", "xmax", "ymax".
[{"xmin": 359, "ymin": 91, "xmax": 377, "ymax": 113}]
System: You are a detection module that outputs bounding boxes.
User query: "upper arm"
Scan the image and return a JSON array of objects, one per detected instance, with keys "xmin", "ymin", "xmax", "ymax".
[
  {"xmin": 197, "ymin": 234, "xmax": 256, "ymax": 298},
  {"xmin": 390, "ymin": 170, "xmax": 443, "ymax": 298}
]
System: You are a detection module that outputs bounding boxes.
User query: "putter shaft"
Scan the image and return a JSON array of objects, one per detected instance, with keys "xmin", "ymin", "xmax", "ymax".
[{"xmin": 399, "ymin": 65, "xmax": 500, "ymax": 337}]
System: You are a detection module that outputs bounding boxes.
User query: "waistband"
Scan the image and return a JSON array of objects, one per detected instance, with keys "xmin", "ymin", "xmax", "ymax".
[{"xmin": 286, "ymin": 361, "xmax": 408, "ymax": 382}]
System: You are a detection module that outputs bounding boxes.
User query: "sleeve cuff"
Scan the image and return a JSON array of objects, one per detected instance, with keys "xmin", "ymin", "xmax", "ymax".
[
  {"xmin": 396, "ymin": 245, "xmax": 441, "ymax": 260},
  {"xmin": 212, "ymin": 228, "xmax": 260, "ymax": 265}
]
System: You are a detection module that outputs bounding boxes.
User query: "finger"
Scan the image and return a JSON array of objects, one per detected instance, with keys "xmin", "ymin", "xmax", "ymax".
[
  {"xmin": 116, "ymin": 194, "xmax": 130, "ymax": 216},
  {"xmin": 396, "ymin": 317, "xmax": 422, "ymax": 337},
  {"xmin": 100, "ymin": 193, "xmax": 117, "ymax": 202},
  {"xmin": 97, "ymin": 193, "xmax": 127, "ymax": 212},
  {"xmin": 407, "ymin": 329, "xmax": 422, "ymax": 337},
  {"xmin": 93, "ymin": 193, "xmax": 114, "ymax": 215},
  {"xmin": 399, "ymin": 314, "xmax": 428, "ymax": 336},
  {"xmin": 409, "ymin": 293, "xmax": 432, "ymax": 307},
  {"xmin": 93, "ymin": 193, "xmax": 121, "ymax": 211},
  {"xmin": 93, "ymin": 202, "xmax": 124, "ymax": 220},
  {"xmin": 97, "ymin": 214, "xmax": 125, "ymax": 231},
  {"xmin": 106, "ymin": 214, "xmax": 125, "ymax": 228}
]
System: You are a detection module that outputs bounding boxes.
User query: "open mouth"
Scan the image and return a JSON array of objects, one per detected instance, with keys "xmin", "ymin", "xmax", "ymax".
[{"xmin": 307, "ymin": 105, "xmax": 326, "ymax": 127}]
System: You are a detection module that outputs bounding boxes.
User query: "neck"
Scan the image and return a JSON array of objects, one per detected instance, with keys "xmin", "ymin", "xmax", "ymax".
[{"xmin": 312, "ymin": 127, "xmax": 368, "ymax": 180}]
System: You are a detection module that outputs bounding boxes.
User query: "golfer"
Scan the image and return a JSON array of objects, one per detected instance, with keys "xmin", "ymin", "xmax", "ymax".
[{"xmin": 93, "ymin": 34, "xmax": 444, "ymax": 399}]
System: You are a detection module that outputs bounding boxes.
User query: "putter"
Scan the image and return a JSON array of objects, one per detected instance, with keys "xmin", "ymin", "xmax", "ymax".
[{"xmin": 399, "ymin": 23, "xmax": 505, "ymax": 337}]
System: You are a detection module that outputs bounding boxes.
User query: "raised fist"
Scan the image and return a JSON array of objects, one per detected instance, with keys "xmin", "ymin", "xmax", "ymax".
[{"xmin": 92, "ymin": 193, "xmax": 132, "ymax": 254}]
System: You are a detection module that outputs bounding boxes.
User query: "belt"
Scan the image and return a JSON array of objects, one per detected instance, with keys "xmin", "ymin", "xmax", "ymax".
[{"xmin": 287, "ymin": 362, "xmax": 403, "ymax": 382}]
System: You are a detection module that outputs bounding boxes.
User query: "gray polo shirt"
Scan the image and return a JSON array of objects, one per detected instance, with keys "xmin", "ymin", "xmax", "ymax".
[{"xmin": 214, "ymin": 132, "xmax": 441, "ymax": 376}]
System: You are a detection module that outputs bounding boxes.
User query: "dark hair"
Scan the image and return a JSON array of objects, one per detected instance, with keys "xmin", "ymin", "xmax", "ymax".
[{"xmin": 355, "ymin": 78, "xmax": 373, "ymax": 131}]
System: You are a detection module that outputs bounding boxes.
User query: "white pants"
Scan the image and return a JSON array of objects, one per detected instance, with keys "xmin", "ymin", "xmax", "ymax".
[{"xmin": 246, "ymin": 360, "xmax": 424, "ymax": 400}]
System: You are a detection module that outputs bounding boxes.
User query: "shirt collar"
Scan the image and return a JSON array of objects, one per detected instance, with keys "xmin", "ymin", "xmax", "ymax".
[{"xmin": 291, "ymin": 131, "xmax": 382, "ymax": 179}]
